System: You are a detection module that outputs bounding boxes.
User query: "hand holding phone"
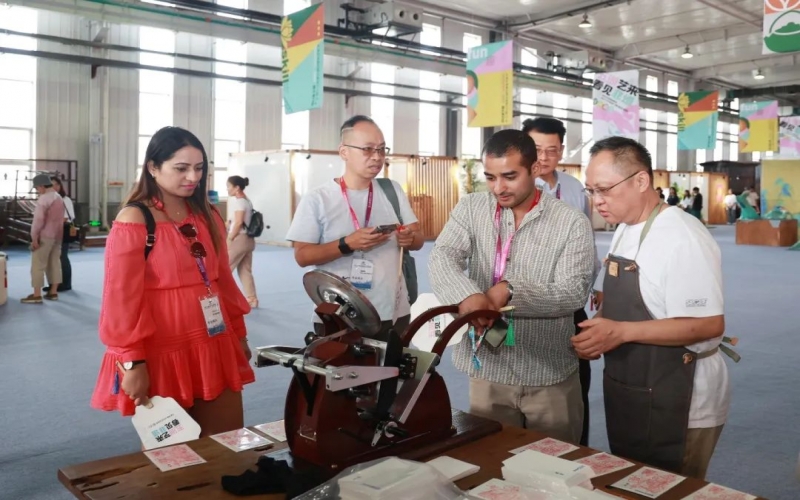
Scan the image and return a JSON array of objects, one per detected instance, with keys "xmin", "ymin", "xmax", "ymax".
[{"xmin": 373, "ymin": 224, "xmax": 398, "ymax": 235}]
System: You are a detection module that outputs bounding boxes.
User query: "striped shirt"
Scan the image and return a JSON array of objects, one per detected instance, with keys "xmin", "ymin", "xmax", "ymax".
[
  {"xmin": 428, "ymin": 190, "xmax": 595, "ymax": 387},
  {"xmin": 31, "ymin": 190, "xmax": 65, "ymax": 242}
]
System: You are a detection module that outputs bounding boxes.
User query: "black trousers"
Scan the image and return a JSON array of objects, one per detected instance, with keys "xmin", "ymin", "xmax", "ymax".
[
  {"xmin": 60, "ymin": 239, "xmax": 72, "ymax": 289},
  {"xmin": 574, "ymin": 308, "xmax": 591, "ymax": 446}
]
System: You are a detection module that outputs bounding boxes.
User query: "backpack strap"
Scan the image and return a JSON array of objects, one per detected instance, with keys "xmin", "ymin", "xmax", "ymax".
[
  {"xmin": 376, "ymin": 178, "xmax": 403, "ymax": 225},
  {"xmin": 126, "ymin": 201, "xmax": 156, "ymax": 260}
]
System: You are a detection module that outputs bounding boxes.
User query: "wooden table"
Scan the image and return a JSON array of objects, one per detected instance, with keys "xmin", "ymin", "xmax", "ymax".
[
  {"xmin": 59, "ymin": 411, "xmax": 764, "ymax": 500},
  {"xmin": 736, "ymin": 219, "xmax": 798, "ymax": 246}
]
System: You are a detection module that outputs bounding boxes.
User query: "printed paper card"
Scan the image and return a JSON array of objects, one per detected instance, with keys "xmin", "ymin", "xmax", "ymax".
[
  {"xmin": 611, "ymin": 467, "xmax": 685, "ymax": 499},
  {"xmin": 510, "ymin": 437, "xmax": 579, "ymax": 457},
  {"xmin": 683, "ymin": 483, "xmax": 757, "ymax": 500},
  {"xmin": 470, "ymin": 478, "xmax": 551, "ymax": 500},
  {"xmin": 575, "ymin": 452, "xmax": 634, "ymax": 476},
  {"xmin": 210, "ymin": 428, "xmax": 273, "ymax": 452},
  {"xmin": 254, "ymin": 420, "xmax": 287, "ymax": 442},
  {"xmin": 144, "ymin": 444, "xmax": 206, "ymax": 472}
]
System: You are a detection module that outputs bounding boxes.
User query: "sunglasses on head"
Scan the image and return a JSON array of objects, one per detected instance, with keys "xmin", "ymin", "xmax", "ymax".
[{"xmin": 178, "ymin": 223, "xmax": 207, "ymax": 258}]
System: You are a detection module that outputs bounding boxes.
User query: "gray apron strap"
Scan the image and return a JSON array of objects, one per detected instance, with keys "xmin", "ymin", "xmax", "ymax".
[{"xmin": 610, "ymin": 201, "xmax": 665, "ymax": 256}]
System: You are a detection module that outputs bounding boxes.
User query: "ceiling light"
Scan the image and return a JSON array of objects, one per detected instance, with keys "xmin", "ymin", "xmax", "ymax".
[
  {"xmin": 681, "ymin": 46, "xmax": 693, "ymax": 59},
  {"xmin": 578, "ymin": 13, "xmax": 592, "ymax": 28},
  {"xmin": 754, "ymin": 69, "xmax": 765, "ymax": 80}
]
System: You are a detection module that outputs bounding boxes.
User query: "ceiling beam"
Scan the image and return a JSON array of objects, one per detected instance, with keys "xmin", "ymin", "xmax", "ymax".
[
  {"xmin": 509, "ymin": 0, "xmax": 633, "ymax": 33},
  {"xmin": 615, "ymin": 23, "xmax": 758, "ymax": 60},
  {"xmin": 693, "ymin": 54, "xmax": 799, "ymax": 78},
  {"xmin": 695, "ymin": 0, "xmax": 761, "ymax": 28}
]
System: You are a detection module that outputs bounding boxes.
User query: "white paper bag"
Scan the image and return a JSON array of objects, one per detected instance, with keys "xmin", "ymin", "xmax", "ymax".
[{"xmin": 132, "ymin": 396, "xmax": 202, "ymax": 450}]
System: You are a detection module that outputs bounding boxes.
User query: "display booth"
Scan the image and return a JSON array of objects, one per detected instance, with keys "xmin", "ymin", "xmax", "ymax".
[
  {"xmin": 664, "ymin": 171, "xmax": 729, "ymax": 225},
  {"xmin": 736, "ymin": 159, "xmax": 800, "ymax": 247},
  {"xmin": 226, "ymin": 150, "xmax": 461, "ymax": 246},
  {"xmin": 701, "ymin": 160, "xmax": 760, "ymax": 195}
]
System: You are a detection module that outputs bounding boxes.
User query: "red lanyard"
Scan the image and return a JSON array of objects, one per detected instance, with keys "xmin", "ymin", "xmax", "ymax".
[
  {"xmin": 339, "ymin": 178, "xmax": 373, "ymax": 230},
  {"xmin": 493, "ymin": 190, "xmax": 541, "ymax": 285}
]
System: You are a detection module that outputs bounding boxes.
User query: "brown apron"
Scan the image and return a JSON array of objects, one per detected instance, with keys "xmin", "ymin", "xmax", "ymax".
[{"xmin": 601, "ymin": 203, "xmax": 697, "ymax": 473}]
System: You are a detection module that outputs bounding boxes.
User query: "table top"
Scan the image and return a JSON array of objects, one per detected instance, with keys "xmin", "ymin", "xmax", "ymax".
[{"xmin": 59, "ymin": 415, "xmax": 763, "ymax": 500}]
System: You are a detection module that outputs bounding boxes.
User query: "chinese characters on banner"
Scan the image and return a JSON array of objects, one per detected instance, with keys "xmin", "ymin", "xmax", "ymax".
[
  {"xmin": 677, "ymin": 91, "xmax": 719, "ymax": 150},
  {"xmin": 779, "ymin": 116, "xmax": 800, "ymax": 157},
  {"xmin": 763, "ymin": 0, "xmax": 800, "ymax": 55},
  {"xmin": 466, "ymin": 40, "xmax": 514, "ymax": 127},
  {"xmin": 592, "ymin": 70, "xmax": 640, "ymax": 141},
  {"xmin": 739, "ymin": 101, "xmax": 779, "ymax": 153},
  {"xmin": 281, "ymin": 3, "xmax": 324, "ymax": 114}
]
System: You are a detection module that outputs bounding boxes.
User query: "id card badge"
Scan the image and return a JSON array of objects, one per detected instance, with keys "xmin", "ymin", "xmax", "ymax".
[
  {"xmin": 199, "ymin": 294, "xmax": 226, "ymax": 336},
  {"xmin": 349, "ymin": 258, "xmax": 374, "ymax": 290}
]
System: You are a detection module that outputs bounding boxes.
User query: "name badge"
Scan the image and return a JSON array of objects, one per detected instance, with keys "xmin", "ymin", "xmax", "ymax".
[
  {"xmin": 349, "ymin": 258, "xmax": 374, "ymax": 290},
  {"xmin": 199, "ymin": 295, "xmax": 226, "ymax": 336}
]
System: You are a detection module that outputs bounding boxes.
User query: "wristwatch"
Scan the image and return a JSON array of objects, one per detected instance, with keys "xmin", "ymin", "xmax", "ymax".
[
  {"xmin": 123, "ymin": 360, "xmax": 146, "ymax": 370},
  {"xmin": 503, "ymin": 280, "xmax": 514, "ymax": 303},
  {"xmin": 338, "ymin": 236, "xmax": 354, "ymax": 255}
]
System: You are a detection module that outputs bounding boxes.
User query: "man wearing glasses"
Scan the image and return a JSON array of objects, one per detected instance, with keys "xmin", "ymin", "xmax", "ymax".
[
  {"xmin": 574, "ymin": 137, "xmax": 729, "ymax": 479},
  {"xmin": 286, "ymin": 115, "xmax": 423, "ymax": 339},
  {"xmin": 523, "ymin": 117, "xmax": 599, "ymax": 447},
  {"xmin": 429, "ymin": 130, "xmax": 595, "ymax": 444}
]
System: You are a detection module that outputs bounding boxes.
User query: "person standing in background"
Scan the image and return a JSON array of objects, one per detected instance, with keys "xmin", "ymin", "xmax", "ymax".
[
  {"xmin": 226, "ymin": 176, "xmax": 257, "ymax": 308},
  {"xmin": 723, "ymin": 189, "xmax": 738, "ymax": 224},
  {"xmin": 45, "ymin": 176, "xmax": 74, "ymax": 293},
  {"xmin": 22, "ymin": 174, "xmax": 65, "ymax": 303},
  {"xmin": 667, "ymin": 187, "xmax": 680, "ymax": 206},
  {"xmin": 522, "ymin": 116, "xmax": 599, "ymax": 446},
  {"xmin": 690, "ymin": 187, "xmax": 704, "ymax": 221},
  {"xmin": 656, "ymin": 187, "xmax": 665, "ymax": 200}
]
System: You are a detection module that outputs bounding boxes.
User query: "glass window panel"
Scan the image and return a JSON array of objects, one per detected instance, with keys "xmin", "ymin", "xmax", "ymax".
[
  {"xmin": 139, "ymin": 93, "xmax": 173, "ymax": 135},
  {"xmin": 0, "ymin": 80, "xmax": 34, "ymax": 128},
  {"xmin": 214, "ymin": 99, "xmax": 245, "ymax": 140},
  {"xmin": 667, "ymin": 132, "xmax": 677, "ymax": 170},
  {"xmin": 419, "ymin": 104, "xmax": 440, "ymax": 156},
  {"xmin": 214, "ymin": 169, "xmax": 229, "ymax": 193},
  {"xmin": 552, "ymin": 94, "xmax": 568, "ymax": 119},
  {"xmin": 139, "ymin": 69, "xmax": 173, "ymax": 94},
  {"xmin": 421, "ymin": 23, "xmax": 441, "ymax": 55},
  {"xmin": 0, "ymin": 54, "xmax": 36, "ymax": 81},
  {"xmin": 215, "ymin": 78, "xmax": 245, "ymax": 100},
  {"xmin": 284, "ymin": 0, "xmax": 310, "ymax": 15},
  {"xmin": 646, "ymin": 130, "xmax": 658, "ymax": 160},
  {"xmin": 138, "ymin": 136, "xmax": 151, "ymax": 166},
  {"xmin": 372, "ymin": 63, "xmax": 395, "ymax": 85},
  {"xmin": 214, "ymin": 139, "xmax": 240, "ymax": 170},
  {"xmin": 729, "ymin": 139, "xmax": 738, "ymax": 161},
  {"xmin": 0, "ymin": 129, "xmax": 32, "ymax": 159},
  {"xmin": 0, "ymin": 7, "xmax": 37, "ymax": 53},
  {"xmin": 139, "ymin": 27, "xmax": 176, "ymax": 53},
  {"xmin": 140, "ymin": 52, "xmax": 174, "ymax": 69},
  {"xmin": 282, "ymin": 103, "xmax": 309, "ymax": 148},
  {"xmin": 0, "ymin": 164, "xmax": 32, "ymax": 197},
  {"xmin": 667, "ymin": 80, "xmax": 679, "ymax": 97}
]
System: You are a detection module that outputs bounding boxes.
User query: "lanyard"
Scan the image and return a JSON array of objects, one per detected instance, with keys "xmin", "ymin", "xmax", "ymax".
[
  {"xmin": 555, "ymin": 183, "xmax": 561, "ymax": 200},
  {"xmin": 339, "ymin": 178, "xmax": 373, "ymax": 230},
  {"xmin": 492, "ymin": 189, "xmax": 541, "ymax": 285},
  {"xmin": 163, "ymin": 203, "xmax": 214, "ymax": 295}
]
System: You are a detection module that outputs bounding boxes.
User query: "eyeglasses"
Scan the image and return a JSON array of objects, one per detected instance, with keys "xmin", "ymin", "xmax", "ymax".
[
  {"xmin": 583, "ymin": 171, "xmax": 643, "ymax": 199},
  {"xmin": 343, "ymin": 144, "xmax": 391, "ymax": 157},
  {"xmin": 178, "ymin": 223, "xmax": 207, "ymax": 258},
  {"xmin": 536, "ymin": 147, "xmax": 562, "ymax": 158}
]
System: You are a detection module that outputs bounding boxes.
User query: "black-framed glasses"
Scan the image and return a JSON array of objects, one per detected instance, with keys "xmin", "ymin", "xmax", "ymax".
[
  {"xmin": 583, "ymin": 171, "xmax": 643, "ymax": 199},
  {"xmin": 343, "ymin": 144, "xmax": 391, "ymax": 156},
  {"xmin": 535, "ymin": 146, "xmax": 563, "ymax": 158},
  {"xmin": 178, "ymin": 223, "xmax": 207, "ymax": 258}
]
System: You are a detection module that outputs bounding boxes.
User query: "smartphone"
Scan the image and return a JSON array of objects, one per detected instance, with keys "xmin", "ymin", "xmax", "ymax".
[
  {"xmin": 373, "ymin": 224, "xmax": 399, "ymax": 234},
  {"xmin": 484, "ymin": 318, "xmax": 509, "ymax": 348}
]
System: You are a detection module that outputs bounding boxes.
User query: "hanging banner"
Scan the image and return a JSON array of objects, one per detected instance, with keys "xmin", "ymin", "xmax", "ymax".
[
  {"xmin": 466, "ymin": 40, "xmax": 514, "ymax": 128},
  {"xmin": 763, "ymin": 0, "xmax": 800, "ymax": 55},
  {"xmin": 739, "ymin": 101, "xmax": 779, "ymax": 153},
  {"xmin": 677, "ymin": 91, "xmax": 719, "ymax": 150},
  {"xmin": 592, "ymin": 70, "xmax": 640, "ymax": 142},
  {"xmin": 282, "ymin": 3, "xmax": 324, "ymax": 114},
  {"xmin": 779, "ymin": 116, "xmax": 800, "ymax": 157}
]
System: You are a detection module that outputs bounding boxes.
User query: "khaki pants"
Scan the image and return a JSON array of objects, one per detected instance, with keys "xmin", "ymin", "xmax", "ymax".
[
  {"xmin": 681, "ymin": 425, "xmax": 724, "ymax": 480},
  {"xmin": 31, "ymin": 238, "xmax": 62, "ymax": 289},
  {"xmin": 469, "ymin": 371, "xmax": 584, "ymax": 445},
  {"xmin": 228, "ymin": 235, "xmax": 256, "ymax": 298}
]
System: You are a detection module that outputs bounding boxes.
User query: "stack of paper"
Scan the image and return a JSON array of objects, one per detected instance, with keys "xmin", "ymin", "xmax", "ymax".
[
  {"xmin": 337, "ymin": 457, "xmax": 446, "ymax": 500},
  {"xmin": 469, "ymin": 478, "xmax": 556, "ymax": 500},
  {"xmin": 427, "ymin": 456, "xmax": 480, "ymax": 481},
  {"xmin": 501, "ymin": 450, "xmax": 595, "ymax": 496}
]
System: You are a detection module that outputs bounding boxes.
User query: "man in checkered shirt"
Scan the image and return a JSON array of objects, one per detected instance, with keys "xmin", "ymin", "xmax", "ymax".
[{"xmin": 429, "ymin": 129, "xmax": 595, "ymax": 444}]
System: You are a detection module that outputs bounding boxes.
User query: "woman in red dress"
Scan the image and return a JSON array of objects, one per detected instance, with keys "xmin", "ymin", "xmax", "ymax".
[{"xmin": 90, "ymin": 126, "xmax": 255, "ymax": 436}]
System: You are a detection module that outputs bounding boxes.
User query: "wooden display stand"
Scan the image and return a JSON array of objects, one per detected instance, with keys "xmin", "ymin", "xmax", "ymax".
[{"xmin": 736, "ymin": 219, "xmax": 798, "ymax": 247}]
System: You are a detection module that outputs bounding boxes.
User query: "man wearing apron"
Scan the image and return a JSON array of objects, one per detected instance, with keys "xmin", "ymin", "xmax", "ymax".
[
  {"xmin": 573, "ymin": 137, "xmax": 731, "ymax": 479},
  {"xmin": 523, "ymin": 116, "xmax": 600, "ymax": 447}
]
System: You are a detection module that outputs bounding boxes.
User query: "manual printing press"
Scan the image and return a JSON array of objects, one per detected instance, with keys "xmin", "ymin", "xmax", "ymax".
[{"xmin": 255, "ymin": 270, "xmax": 500, "ymax": 471}]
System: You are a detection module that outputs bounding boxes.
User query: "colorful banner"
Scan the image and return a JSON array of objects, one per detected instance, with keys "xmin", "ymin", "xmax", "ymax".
[
  {"xmin": 779, "ymin": 116, "xmax": 800, "ymax": 157},
  {"xmin": 677, "ymin": 91, "xmax": 719, "ymax": 150},
  {"xmin": 763, "ymin": 0, "xmax": 800, "ymax": 54},
  {"xmin": 466, "ymin": 40, "xmax": 514, "ymax": 128},
  {"xmin": 281, "ymin": 3, "xmax": 324, "ymax": 114},
  {"xmin": 592, "ymin": 70, "xmax": 640, "ymax": 142},
  {"xmin": 739, "ymin": 101, "xmax": 780, "ymax": 153}
]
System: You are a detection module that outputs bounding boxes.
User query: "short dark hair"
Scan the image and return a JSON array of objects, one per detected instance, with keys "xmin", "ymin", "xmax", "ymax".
[
  {"xmin": 340, "ymin": 115, "xmax": 376, "ymax": 139},
  {"xmin": 482, "ymin": 129, "xmax": 538, "ymax": 170},
  {"xmin": 521, "ymin": 117, "xmax": 566, "ymax": 144},
  {"xmin": 589, "ymin": 136, "xmax": 653, "ymax": 180}
]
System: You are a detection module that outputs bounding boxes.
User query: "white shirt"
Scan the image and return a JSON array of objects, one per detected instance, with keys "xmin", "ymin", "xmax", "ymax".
[
  {"xmin": 227, "ymin": 197, "xmax": 253, "ymax": 234},
  {"xmin": 286, "ymin": 178, "xmax": 418, "ymax": 322},
  {"xmin": 63, "ymin": 196, "xmax": 75, "ymax": 221},
  {"xmin": 595, "ymin": 206, "xmax": 730, "ymax": 428},
  {"xmin": 723, "ymin": 194, "xmax": 737, "ymax": 209}
]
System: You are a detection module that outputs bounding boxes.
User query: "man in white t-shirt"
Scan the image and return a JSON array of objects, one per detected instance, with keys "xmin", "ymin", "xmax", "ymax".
[
  {"xmin": 573, "ymin": 136, "xmax": 730, "ymax": 480},
  {"xmin": 286, "ymin": 116, "xmax": 423, "ymax": 339},
  {"xmin": 723, "ymin": 189, "xmax": 738, "ymax": 224}
]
